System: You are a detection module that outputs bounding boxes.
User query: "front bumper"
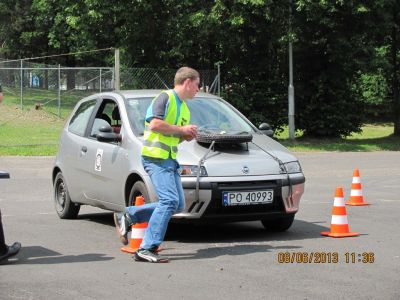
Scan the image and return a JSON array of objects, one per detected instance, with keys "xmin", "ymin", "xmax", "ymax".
[{"xmin": 173, "ymin": 173, "xmax": 305, "ymax": 222}]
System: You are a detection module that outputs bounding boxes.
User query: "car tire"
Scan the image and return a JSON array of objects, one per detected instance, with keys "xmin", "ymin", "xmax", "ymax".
[
  {"xmin": 54, "ymin": 172, "xmax": 80, "ymax": 219},
  {"xmin": 261, "ymin": 214, "xmax": 295, "ymax": 232},
  {"xmin": 196, "ymin": 130, "xmax": 253, "ymax": 144},
  {"xmin": 128, "ymin": 181, "xmax": 150, "ymax": 206}
]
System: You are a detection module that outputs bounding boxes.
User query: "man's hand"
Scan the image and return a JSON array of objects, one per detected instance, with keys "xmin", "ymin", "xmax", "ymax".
[
  {"xmin": 149, "ymin": 118, "xmax": 197, "ymax": 141},
  {"xmin": 181, "ymin": 134, "xmax": 195, "ymax": 142},
  {"xmin": 180, "ymin": 124, "xmax": 198, "ymax": 140}
]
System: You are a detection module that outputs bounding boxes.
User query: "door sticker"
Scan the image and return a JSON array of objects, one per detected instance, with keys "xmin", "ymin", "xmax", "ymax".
[{"xmin": 95, "ymin": 149, "xmax": 103, "ymax": 172}]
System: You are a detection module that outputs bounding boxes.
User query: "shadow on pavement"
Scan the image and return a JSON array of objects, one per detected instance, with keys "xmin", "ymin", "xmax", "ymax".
[
  {"xmin": 167, "ymin": 244, "xmax": 301, "ymax": 261},
  {"xmin": 159, "ymin": 220, "xmax": 332, "ymax": 261},
  {"xmin": 77, "ymin": 212, "xmax": 115, "ymax": 227},
  {"xmin": 77, "ymin": 212, "xmax": 330, "ymax": 244},
  {"xmin": 4, "ymin": 246, "xmax": 114, "ymax": 265}
]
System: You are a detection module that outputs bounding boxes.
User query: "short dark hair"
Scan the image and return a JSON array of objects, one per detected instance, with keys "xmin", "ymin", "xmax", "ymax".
[{"xmin": 174, "ymin": 67, "xmax": 200, "ymax": 86}]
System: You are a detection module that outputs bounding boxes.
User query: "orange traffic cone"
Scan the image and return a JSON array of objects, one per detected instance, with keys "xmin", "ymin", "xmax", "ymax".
[
  {"xmin": 346, "ymin": 168, "xmax": 370, "ymax": 206},
  {"xmin": 121, "ymin": 196, "xmax": 147, "ymax": 254},
  {"xmin": 321, "ymin": 187, "xmax": 359, "ymax": 238}
]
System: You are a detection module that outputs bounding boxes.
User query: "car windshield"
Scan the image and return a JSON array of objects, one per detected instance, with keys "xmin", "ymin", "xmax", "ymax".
[{"xmin": 126, "ymin": 97, "xmax": 255, "ymax": 136}]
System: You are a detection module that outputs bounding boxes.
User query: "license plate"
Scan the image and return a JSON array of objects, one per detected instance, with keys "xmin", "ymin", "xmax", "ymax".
[{"xmin": 222, "ymin": 190, "xmax": 274, "ymax": 206}]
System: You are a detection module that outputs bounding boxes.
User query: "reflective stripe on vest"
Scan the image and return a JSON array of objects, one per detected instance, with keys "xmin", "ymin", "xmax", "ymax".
[{"xmin": 141, "ymin": 90, "xmax": 190, "ymax": 159}]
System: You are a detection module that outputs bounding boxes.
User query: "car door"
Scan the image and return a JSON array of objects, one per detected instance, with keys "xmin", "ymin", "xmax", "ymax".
[
  {"xmin": 81, "ymin": 97, "xmax": 128, "ymax": 207},
  {"xmin": 62, "ymin": 97, "xmax": 98, "ymax": 203}
]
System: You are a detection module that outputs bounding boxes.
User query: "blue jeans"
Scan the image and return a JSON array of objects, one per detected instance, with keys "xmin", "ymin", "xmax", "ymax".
[{"xmin": 125, "ymin": 157, "xmax": 185, "ymax": 250}]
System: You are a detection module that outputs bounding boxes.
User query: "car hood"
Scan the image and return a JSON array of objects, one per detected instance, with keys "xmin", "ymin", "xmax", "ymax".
[{"xmin": 177, "ymin": 133, "xmax": 299, "ymax": 176}]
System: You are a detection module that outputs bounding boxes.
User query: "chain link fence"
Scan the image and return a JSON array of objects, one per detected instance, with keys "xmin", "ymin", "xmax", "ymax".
[
  {"xmin": 120, "ymin": 67, "xmax": 219, "ymax": 93},
  {"xmin": 0, "ymin": 59, "xmax": 219, "ymax": 119},
  {"xmin": 0, "ymin": 53, "xmax": 219, "ymax": 153}
]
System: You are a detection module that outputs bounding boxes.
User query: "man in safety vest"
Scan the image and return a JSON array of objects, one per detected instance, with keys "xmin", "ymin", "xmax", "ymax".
[{"xmin": 114, "ymin": 67, "xmax": 199, "ymax": 263}]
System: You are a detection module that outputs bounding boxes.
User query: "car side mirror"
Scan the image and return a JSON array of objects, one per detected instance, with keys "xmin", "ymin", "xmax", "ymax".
[
  {"xmin": 97, "ymin": 125, "xmax": 122, "ymax": 143},
  {"xmin": 258, "ymin": 123, "xmax": 274, "ymax": 137},
  {"xmin": 99, "ymin": 125, "xmax": 113, "ymax": 133}
]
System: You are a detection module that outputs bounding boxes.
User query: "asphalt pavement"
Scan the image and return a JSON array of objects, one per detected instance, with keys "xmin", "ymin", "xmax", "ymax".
[{"xmin": 0, "ymin": 152, "xmax": 399, "ymax": 300}]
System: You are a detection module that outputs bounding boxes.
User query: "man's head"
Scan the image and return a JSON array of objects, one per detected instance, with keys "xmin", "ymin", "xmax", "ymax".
[{"xmin": 174, "ymin": 67, "xmax": 200, "ymax": 100}]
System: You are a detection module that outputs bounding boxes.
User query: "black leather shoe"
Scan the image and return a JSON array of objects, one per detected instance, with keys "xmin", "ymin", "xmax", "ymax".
[{"xmin": 0, "ymin": 242, "xmax": 21, "ymax": 262}]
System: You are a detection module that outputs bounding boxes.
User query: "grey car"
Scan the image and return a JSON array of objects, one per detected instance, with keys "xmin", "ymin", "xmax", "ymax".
[{"xmin": 53, "ymin": 90, "xmax": 305, "ymax": 231}]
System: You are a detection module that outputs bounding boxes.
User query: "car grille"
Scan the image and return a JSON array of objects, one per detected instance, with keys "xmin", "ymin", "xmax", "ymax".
[{"xmin": 204, "ymin": 180, "xmax": 284, "ymax": 216}]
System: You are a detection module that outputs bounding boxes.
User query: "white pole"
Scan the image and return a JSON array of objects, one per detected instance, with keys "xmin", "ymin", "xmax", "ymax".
[{"xmin": 288, "ymin": 0, "xmax": 295, "ymax": 140}]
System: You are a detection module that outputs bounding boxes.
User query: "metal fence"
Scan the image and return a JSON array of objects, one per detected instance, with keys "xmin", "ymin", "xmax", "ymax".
[
  {"xmin": 120, "ymin": 67, "xmax": 219, "ymax": 94},
  {"xmin": 0, "ymin": 59, "xmax": 219, "ymax": 119}
]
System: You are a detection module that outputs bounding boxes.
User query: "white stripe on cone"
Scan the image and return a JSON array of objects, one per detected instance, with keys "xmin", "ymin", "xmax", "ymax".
[
  {"xmin": 350, "ymin": 189, "xmax": 362, "ymax": 196},
  {"xmin": 352, "ymin": 177, "xmax": 361, "ymax": 183},
  {"xmin": 131, "ymin": 228, "xmax": 146, "ymax": 239},
  {"xmin": 331, "ymin": 215, "xmax": 348, "ymax": 225},
  {"xmin": 333, "ymin": 197, "xmax": 345, "ymax": 206}
]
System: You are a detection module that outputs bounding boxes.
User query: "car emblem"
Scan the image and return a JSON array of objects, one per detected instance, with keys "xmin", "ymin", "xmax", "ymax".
[{"xmin": 242, "ymin": 166, "xmax": 249, "ymax": 174}]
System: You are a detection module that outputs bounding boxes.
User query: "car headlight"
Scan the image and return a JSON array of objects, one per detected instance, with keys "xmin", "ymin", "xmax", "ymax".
[
  {"xmin": 179, "ymin": 165, "xmax": 208, "ymax": 176},
  {"xmin": 280, "ymin": 161, "xmax": 302, "ymax": 174}
]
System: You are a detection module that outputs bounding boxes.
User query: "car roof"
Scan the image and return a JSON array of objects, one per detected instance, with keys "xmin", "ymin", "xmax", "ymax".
[{"xmin": 118, "ymin": 90, "xmax": 220, "ymax": 100}]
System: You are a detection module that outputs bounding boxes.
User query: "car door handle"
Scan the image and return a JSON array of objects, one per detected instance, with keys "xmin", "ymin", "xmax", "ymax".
[{"xmin": 81, "ymin": 146, "xmax": 87, "ymax": 153}]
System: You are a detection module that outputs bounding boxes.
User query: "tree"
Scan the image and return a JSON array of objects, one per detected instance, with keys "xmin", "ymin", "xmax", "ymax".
[
  {"xmin": 0, "ymin": 0, "xmax": 48, "ymax": 59},
  {"xmin": 30, "ymin": 0, "xmax": 125, "ymax": 88},
  {"xmin": 293, "ymin": 1, "xmax": 378, "ymax": 137},
  {"xmin": 377, "ymin": 0, "xmax": 400, "ymax": 135},
  {"xmin": 198, "ymin": 0, "xmax": 290, "ymax": 128},
  {"xmin": 1, "ymin": 0, "xmax": 398, "ymax": 137}
]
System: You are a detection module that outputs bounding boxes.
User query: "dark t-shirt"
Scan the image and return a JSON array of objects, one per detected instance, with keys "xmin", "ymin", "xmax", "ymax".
[
  {"xmin": 145, "ymin": 92, "xmax": 169, "ymax": 123},
  {"xmin": 145, "ymin": 91, "xmax": 183, "ymax": 125}
]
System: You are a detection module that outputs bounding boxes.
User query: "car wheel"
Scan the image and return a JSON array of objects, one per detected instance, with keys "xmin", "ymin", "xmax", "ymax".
[
  {"xmin": 261, "ymin": 214, "xmax": 295, "ymax": 232},
  {"xmin": 128, "ymin": 181, "xmax": 150, "ymax": 206},
  {"xmin": 54, "ymin": 172, "xmax": 80, "ymax": 219}
]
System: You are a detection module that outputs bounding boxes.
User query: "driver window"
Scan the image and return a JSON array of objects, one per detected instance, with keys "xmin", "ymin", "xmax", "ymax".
[
  {"xmin": 90, "ymin": 118, "xmax": 110, "ymax": 137},
  {"xmin": 89, "ymin": 100, "xmax": 120, "ymax": 138},
  {"xmin": 69, "ymin": 99, "xmax": 97, "ymax": 136}
]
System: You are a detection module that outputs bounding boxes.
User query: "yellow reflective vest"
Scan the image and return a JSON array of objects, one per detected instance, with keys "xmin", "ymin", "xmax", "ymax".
[{"xmin": 141, "ymin": 90, "xmax": 190, "ymax": 159}]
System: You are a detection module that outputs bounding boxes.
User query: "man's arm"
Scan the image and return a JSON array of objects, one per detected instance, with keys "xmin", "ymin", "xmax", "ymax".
[{"xmin": 149, "ymin": 118, "xmax": 197, "ymax": 140}]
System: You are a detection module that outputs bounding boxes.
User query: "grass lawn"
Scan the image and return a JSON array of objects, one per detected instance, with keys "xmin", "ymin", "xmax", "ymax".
[
  {"xmin": 0, "ymin": 103, "xmax": 64, "ymax": 155},
  {"xmin": 2, "ymin": 86, "xmax": 93, "ymax": 118},
  {"xmin": 1, "ymin": 98, "xmax": 399, "ymax": 155},
  {"xmin": 276, "ymin": 124, "xmax": 399, "ymax": 151}
]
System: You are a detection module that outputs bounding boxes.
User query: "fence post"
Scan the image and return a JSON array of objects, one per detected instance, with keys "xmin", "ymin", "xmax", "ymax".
[
  {"xmin": 99, "ymin": 68, "xmax": 102, "ymax": 93},
  {"xmin": 58, "ymin": 64, "xmax": 61, "ymax": 117},
  {"xmin": 114, "ymin": 48, "xmax": 120, "ymax": 90},
  {"xmin": 20, "ymin": 59, "xmax": 23, "ymax": 110},
  {"xmin": 217, "ymin": 62, "xmax": 221, "ymax": 97}
]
